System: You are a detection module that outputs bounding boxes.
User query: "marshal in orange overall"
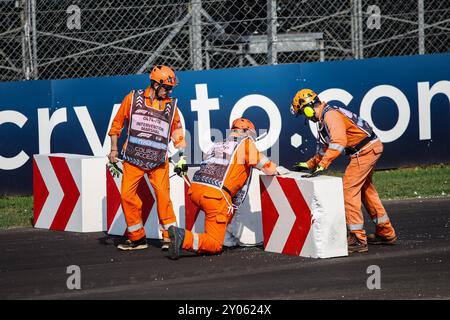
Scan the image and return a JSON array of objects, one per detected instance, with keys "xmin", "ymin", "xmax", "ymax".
[
  {"xmin": 290, "ymin": 88, "xmax": 397, "ymax": 254},
  {"xmin": 108, "ymin": 65, "xmax": 186, "ymax": 251}
]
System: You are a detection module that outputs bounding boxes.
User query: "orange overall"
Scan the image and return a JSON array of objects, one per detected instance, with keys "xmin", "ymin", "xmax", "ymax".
[
  {"xmin": 108, "ymin": 87, "xmax": 186, "ymax": 241},
  {"xmin": 183, "ymin": 137, "xmax": 277, "ymax": 254},
  {"xmin": 306, "ymin": 103, "xmax": 396, "ymax": 244}
]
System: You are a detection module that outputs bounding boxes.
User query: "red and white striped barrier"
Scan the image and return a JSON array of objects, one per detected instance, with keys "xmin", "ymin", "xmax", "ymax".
[
  {"xmin": 260, "ymin": 173, "xmax": 348, "ymax": 258},
  {"xmin": 106, "ymin": 165, "xmax": 262, "ymax": 245},
  {"xmin": 34, "ymin": 153, "xmax": 347, "ymax": 258},
  {"xmin": 106, "ymin": 164, "xmax": 205, "ymax": 238},
  {"xmin": 33, "ymin": 154, "xmax": 107, "ymax": 232}
]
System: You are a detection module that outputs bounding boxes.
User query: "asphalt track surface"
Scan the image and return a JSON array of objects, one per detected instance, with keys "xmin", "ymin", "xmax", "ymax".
[{"xmin": 0, "ymin": 198, "xmax": 449, "ymax": 300}]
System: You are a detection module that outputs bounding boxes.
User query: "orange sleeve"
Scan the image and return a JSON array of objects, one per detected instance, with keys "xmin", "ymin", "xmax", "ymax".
[
  {"xmin": 319, "ymin": 111, "xmax": 347, "ymax": 169},
  {"xmin": 108, "ymin": 92, "xmax": 133, "ymax": 137},
  {"xmin": 170, "ymin": 107, "xmax": 186, "ymax": 149},
  {"xmin": 245, "ymin": 139, "xmax": 277, "ymax": 175},
  {"xmin": 307, "ymin": 154, "xmax": 323, "ymax": 169},
  {"xmin": 306, "ymin": 145, "xmax": 328, "ymax": 169}
]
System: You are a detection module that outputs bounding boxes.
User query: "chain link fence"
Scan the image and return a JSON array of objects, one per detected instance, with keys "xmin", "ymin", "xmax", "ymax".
[{"xmin": 1, "ymin": 0, "xmax": 449, "ymax": 81}]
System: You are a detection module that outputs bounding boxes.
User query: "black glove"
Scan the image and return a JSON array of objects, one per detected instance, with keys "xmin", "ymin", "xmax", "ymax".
[{"xmin": 174, "ymin": 156, "xmax": 188, "ymax": 177}]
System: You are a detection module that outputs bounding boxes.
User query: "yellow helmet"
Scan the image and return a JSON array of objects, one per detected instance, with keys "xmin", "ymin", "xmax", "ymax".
[{"xmin": 290, "ymin": 88, "xmax": 320, "ymax": 118}]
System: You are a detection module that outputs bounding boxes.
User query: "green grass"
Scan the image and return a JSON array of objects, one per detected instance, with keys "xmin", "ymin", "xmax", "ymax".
[
  {"xmin": 0, "ymin": 195, "xmax": 33, "ymax": 230},
  {"xmin": 328, "ymin": 163, "xmax": 450, "ymax": 200},
  {"xmin": 372, "ymin": 164, "xmax": 450, "ymax": 200},
  {"xmin": 0, "ymin": 164, "xmax": 449, "ymax": 229}
]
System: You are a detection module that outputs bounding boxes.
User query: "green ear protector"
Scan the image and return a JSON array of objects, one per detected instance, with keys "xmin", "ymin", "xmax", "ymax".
[
  {"xmin": 301, "ymin": 95, "xmax": 322, "ymax": 120},
  {"xmin": 302, "ymin": 104, "xmax": 315, "ymax": 118},
  {"xmin": 292, "ymin": 96, "xmax": 319, "ymax": 120}
]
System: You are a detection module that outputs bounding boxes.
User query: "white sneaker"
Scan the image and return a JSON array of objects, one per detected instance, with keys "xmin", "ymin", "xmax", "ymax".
[{"xmin": 161, "ymin": 237, "xmax": 171, "ymax": 251}]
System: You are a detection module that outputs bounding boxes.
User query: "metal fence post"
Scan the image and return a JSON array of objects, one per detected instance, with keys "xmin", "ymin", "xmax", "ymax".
[
  {"xmin": 191, "ymin": 0, "xmax": 203, "ymax": 70},
  {"xmin": 351, "ymin": 0, "xmax": 358, "ymax": 59},
  {"xmin": 20, "ymin": 0, "xmax": 32, "ymax": 79},
  {"xmin": 30, "ymin": 0, "xmax": 38, "ymax": 79},
  {"xmin": 351, "ymin": 0, "xmax": 354, "ymax": 58},
  {"xmin": 267, "ymin": 0, "xmax": 277, "ymax": 65},
  {"xmin": 418, "ymin": 0, "xmax": 425, "ymax": 54},
  {"xmin": 205, "ymin": 40, "xmax": 210, "ymax": 70},
  {"xmin": 319, "ymin": 40, "xmax": 325, "ymax": 62},
  {"xmin": 351, "ymin": 0, "xmax": 363, "ymax": 59},
  {"xmin": 238, "ymin": 44, "xmax": 244, "ymax": 67},
  {"xmin": 357, "ymin": 0, "xmax": 364, "ymax": 59}
]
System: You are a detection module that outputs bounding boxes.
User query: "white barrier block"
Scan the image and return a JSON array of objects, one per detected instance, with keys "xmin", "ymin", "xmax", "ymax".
[
  {"xmin": 33, "ymin": 153, "xmax": 107, "ymax": 232},
  {"xmin": 260, "ymin": 173, "xmax": 348, "ymax": 258},
  {"xmin": 225, "ymin": 169, "xmax": 263, "ymax": 246}
]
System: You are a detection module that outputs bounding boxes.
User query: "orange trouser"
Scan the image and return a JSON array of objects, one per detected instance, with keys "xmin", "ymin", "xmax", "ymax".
[
  {"xmin": 343, "ymin": 140, "xmax": 396, "ymax": 244},
  {"xmin": 182, "ymin": 184, "xmax": 233, "ymax": 254},
  {"xmin": 121, "ymin": 161, "xmax": 177, "ymax": 241}
]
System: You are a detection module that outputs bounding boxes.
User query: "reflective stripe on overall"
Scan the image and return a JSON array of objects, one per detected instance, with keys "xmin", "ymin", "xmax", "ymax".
[{"xmin": 317, "ymin": 104, "xmax": 374, "ymax": 154}]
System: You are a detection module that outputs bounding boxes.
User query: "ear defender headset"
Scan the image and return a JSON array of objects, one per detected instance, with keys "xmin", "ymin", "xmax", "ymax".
[
  {"xmin": 291, "ymin": 89, "xmax": 320, "ymax": 121},
  {"xmin": 302, "ymin": 102, "xmax": 316, "ymax": 119}
]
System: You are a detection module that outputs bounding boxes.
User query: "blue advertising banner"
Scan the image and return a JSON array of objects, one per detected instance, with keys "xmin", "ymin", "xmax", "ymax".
[{"xmin": 1, "ymin": 53, "xmax": 450, "ymax": 194}]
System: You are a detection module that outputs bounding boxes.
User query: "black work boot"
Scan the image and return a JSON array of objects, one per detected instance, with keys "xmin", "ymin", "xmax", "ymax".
[
  {"xmin": 168, "ymin": 226, "xmax": 185, "ymax": 260},
  {"xmin": 367, "ymin": 233, "xmax": 397, "ymax": 245},
  {"xmin": 347, "ymin": 234, "xmax": 368, "ymax": 253},
  {"xmin": 117, "ymin": 237, "xmax": 148, "ymax": 251}
]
